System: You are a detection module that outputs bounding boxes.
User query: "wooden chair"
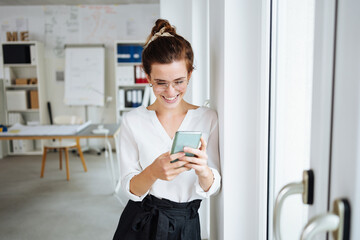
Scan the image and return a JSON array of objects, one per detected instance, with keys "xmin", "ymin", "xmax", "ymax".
[{"xmin": 40, "ymin": 116, "xmax": 87, "ymax": 181}]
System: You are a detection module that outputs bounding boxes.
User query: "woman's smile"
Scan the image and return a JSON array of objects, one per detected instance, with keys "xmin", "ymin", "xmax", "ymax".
[{"xmin": 162, "ymin": 94, "xmax": 180, "ymax": 103}]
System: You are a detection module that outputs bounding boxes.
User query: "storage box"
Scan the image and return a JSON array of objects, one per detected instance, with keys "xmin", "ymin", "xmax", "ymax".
[
  {"xmin": 29, "ymin": 78, "xmax": 38, "ymax": 84},
  {"xmin": 12, "ymin": 140, "xmax": 34, "ymax": 153},
  {"xmin": 29, "ymin": 90, "xmax": 39, "ymax": 109},
  {"xmin": 6, "ymin": 90, "xmax": 28, "ymax": 110},
  {"xmin": 15, "ymin": 78, "xmax": 29, "ymax": 85}
]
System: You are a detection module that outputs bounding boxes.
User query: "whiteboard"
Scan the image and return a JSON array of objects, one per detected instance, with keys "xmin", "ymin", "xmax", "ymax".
[{"xmin": 64, "ymin": 45, "xmax": 105, "ymax": 106}]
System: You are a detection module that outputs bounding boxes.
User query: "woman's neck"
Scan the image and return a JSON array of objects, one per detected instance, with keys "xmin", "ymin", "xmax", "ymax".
[{"xmin": 147, "ymin": 100, "xmax": 190, "ymax": 116}]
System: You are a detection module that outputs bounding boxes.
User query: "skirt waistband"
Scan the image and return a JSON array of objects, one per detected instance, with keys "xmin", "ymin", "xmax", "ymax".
[
  {"xmin": 141, "ymin": 195, "xmax": 201, "ymax": 213},
  {"xmin": 131, "ymin": 195, "xmax": 202, "ymax": 240}
]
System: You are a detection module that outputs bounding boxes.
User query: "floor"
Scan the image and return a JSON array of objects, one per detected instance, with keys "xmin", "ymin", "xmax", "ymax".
[{"xmin": 0, "ymin": 151, "xmax": 124, "ymax": 240}]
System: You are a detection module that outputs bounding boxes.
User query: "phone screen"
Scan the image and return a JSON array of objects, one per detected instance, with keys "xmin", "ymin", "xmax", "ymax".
[{"xmin": 170, "ymin": 131, "xmax": 202, "ymax": 163}]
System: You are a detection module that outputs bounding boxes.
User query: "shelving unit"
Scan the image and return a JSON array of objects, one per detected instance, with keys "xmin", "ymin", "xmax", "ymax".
[
  {"xmin": 114, "ymin": 41, "xmax": 154, "ymax": 123},
  {"xmin": 1, "ymin": 41, "xmax": 46, "ymax": 155}
]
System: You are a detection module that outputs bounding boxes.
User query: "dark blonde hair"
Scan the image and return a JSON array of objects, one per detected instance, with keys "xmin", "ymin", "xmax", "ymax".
[{"xmin": 142, "ymin": 19, "xmax": 194, "ymax": 76}]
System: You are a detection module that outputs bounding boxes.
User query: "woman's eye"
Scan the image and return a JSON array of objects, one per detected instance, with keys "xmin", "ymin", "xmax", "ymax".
[
  {"xmin": 157, "ymin": 82, "xmax": 167, "ymax": 85},
  {"xmin": 175, "ymin": 81, "xmax": 184, "ymax": 85}
]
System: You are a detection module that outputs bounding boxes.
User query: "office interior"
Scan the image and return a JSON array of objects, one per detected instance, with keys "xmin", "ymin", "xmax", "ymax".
[{"xmin": 0, "ymin": 0, "xmax": 359, "ymax": 240}]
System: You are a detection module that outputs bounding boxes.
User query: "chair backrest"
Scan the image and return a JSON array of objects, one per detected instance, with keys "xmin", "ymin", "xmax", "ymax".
[{"xmin": 54, "ymin": 115, "xmax": 83, "ymax": 125}]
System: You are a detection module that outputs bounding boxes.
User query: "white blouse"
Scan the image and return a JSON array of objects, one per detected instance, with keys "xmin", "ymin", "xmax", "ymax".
[{"xmin": 119, "ymin": 105, "xmax": 221, "ymax": 203}]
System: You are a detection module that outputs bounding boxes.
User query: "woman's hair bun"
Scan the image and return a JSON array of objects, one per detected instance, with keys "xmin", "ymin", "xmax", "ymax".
[
  {"xmin": 142, "ymin": 18, "xmax": 194, "ymax": 75},
  {"xmin": 150, "ymin": 19, "xmax": 177, "ymax": 38}
]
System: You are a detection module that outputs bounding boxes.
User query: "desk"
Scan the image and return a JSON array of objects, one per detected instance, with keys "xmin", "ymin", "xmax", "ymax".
[{"xmin": 0, "ymin": 124, "xmax": 121, "ymax": 191}]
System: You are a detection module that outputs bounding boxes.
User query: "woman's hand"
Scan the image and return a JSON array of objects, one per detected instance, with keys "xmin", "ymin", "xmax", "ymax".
[
  {"xmin": 130, "ymin": 151, "xmax": 189, "ymax": 196},
  {"xmin": 180, "ymin": 137, "xmax": 214, "ymax": 191},
  {"xmin": 148, "ymin": 151, "xmax": 190, "ymax": 181}
]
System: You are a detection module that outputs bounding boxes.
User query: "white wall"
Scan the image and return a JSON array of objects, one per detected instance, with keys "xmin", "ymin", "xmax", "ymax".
[
  {"xmin": 209, "ymin": 0, "xmax": 267, "ymax": 239},
  {"xmin": 0, "ymin": 4, "xmax": 159, "ymax": 122},
  {"xmin": 160, "ymin": 0, "xmax": 209, "ymax": 106},
  {"xmin": 162, "ymin": 1, "xmax": 270, "ymax": 239}
]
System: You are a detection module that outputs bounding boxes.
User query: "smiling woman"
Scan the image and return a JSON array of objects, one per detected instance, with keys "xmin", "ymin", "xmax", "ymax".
[
  {"xmin": 148, "ymin": 61, "xmax": 190, "ymax": 108},
  {"xmin": 112, "ymin": 19, "xmax": 221, "ymax": 240}
]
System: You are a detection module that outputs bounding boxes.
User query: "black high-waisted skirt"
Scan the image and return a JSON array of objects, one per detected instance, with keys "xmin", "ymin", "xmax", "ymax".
[{"xmin": 113, "ymin": 195, "xmax": 202, "ymax": 240}]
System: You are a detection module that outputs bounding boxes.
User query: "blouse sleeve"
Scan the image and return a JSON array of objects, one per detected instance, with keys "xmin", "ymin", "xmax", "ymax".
[
  {"xmin": 194, "ymin": 110, "xmax": 221, "ymax": 198},
  {"xmin": 119, "ymin": 114, "xmax": 149, "ymax": 201}
]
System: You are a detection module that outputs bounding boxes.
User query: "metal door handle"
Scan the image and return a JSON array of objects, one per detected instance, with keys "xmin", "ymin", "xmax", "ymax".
[
  {"xmin": 274, "ymin": 170, "xmax": 314, "ymax": 240},
  {"xmin": 300, "ymin": 198, "xmax": 351, "ymax": 240}
]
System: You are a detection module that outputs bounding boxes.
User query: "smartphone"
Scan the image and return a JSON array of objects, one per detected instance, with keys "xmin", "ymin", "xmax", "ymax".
[{"xmin": 170, "ymin": 131, "xmax": 202, "ymax": 163}]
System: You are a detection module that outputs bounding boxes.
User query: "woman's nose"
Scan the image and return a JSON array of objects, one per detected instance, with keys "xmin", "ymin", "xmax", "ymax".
[{"xmin": 165, "ymin": 83, "xmax": 177, "ymax": 93}]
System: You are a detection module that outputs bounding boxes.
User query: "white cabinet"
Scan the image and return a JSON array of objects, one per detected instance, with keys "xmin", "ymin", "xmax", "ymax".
[
  {"xmin": 114, "ymin": 41, "xmax": 154, "ymax": 123},
  {"xmin": 1, "ymin": 41, "xmax": 47, "ymax": 155}
]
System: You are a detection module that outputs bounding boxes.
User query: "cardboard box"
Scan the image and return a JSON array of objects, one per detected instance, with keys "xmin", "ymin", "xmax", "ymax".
[
  {"xmin": 15, "ymin": 78, "xmax": 29, "ymax": 85},
  {"xmin": 29, "ymin": 90, "xmax": 39, "ymax": 109},
  {"xmin": 6, "ymin": 90, "xmax": 28, "ymax": 110},
  {"xmin": 29, "ymin": 78, "xmax": 38, "ymax": 84}
]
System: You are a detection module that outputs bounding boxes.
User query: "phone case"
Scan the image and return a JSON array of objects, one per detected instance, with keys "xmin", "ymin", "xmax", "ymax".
[{"xmin": 170, "ymin": 131, "xmax": 202, "ymax": 163}]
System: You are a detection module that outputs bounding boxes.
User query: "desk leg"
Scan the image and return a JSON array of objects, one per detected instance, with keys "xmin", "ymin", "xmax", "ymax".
[
  {"xmin": 59, "ymin": 148, "xmax": 63, "ymax": 170},
  {"xmin": 40, "ymin": 147, "xmax": 47, "ymax": 178},
  {"xmin": 65, "ymin": 147, "xmax": 70, "ymax": 181},
  {"xmin": 76, "ymin": 138, "xmax": 87, "ymax": 172}
]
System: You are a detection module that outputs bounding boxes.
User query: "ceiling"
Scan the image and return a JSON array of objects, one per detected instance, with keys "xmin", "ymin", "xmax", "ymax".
[{"xmin": 0, "ymin": 0, "xmax": 159, "ymax": 5}]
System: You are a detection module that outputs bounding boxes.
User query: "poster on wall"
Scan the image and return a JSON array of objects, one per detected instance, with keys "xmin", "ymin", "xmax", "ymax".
[
  {"xmin": 0, "ymin": 5, "xmax": 159, "ymax": 59},
  {"xmin": 44, "ymin": 6, "xmax": 80, "ymax": 58},
  {"xmin": 79, "ymin": 5, "xmax": 118, "ymax": 44}
]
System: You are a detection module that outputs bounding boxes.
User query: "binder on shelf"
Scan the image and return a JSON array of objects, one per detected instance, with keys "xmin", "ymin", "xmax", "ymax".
[
  {"xmin": 135, "ymin": 65, "xmax": 147, "ymax": 84},
  {"xmin": 118, "ymin": 89, "xmax": 125, "ymax": 109},
  {"xmin": 4, "ymin": 67, "xmax": 12, "ymax": 86},
  {"xmin": 142, "ymin": 86, "xmax": 150, "ymax": 107},
  {"xmin": 117, "ymin": 44, "xmax": 143, "ymax": 63},
  {"xmin": 132, "ymin": 89, "xmax": 137, "ymax": 107},
  {"xmin": 116, "ymin": 66, "xmax": 135, "ymax": 85},
  {"xmin": 125, "ymin": 90, "xmax": 132, "ymax": 108},
  {"xmin": 137, "ymin": 90, "xmax": 143, "ymax": 107},
  {"xmin": 29, "ymin": 90, "xmax": 39, "ymax": 109}
]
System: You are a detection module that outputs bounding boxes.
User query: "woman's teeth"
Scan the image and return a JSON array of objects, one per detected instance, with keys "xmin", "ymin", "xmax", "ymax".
[{"xmin": 164, "ymin": 96, "xmax": 177, "ymax": 101}]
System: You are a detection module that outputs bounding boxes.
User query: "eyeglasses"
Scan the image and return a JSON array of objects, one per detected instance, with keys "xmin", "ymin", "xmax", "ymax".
[{"xmin": 152, "ymin": 80, "xmax": 188, "ymax": 91}]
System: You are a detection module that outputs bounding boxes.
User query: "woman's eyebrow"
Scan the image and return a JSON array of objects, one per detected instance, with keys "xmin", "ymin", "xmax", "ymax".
[{"xmin": 153, "ymin": 77, "xmax": 187, "ymax": 82}]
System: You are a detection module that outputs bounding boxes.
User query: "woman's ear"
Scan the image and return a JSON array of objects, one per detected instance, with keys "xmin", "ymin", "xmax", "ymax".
[
  {"xmin": 187, "ymin": 71, "xmax": 193, "ymax": 82},
  {"xmin": 146, "ymin": 74, "xmax": 151, "ymax": 84}
]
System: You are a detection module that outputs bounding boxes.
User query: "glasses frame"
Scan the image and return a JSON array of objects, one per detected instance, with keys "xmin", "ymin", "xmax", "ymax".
[{"xmin": 152, "ymin": 79, "xmax": 188, "ymax": 91}]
